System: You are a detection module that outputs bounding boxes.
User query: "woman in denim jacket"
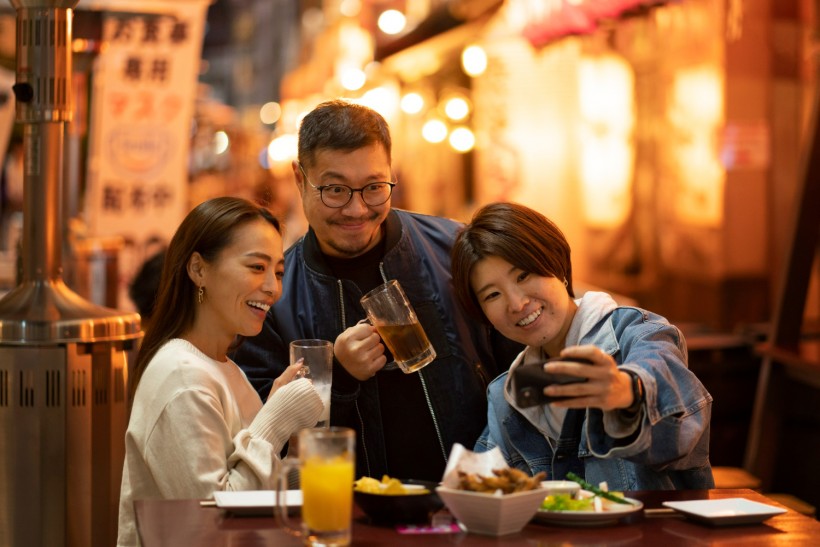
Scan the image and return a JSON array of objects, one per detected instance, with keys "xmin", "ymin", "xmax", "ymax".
[{"xmin": 451, "ymin": 202, "xmax": 714, "ymax": 490}]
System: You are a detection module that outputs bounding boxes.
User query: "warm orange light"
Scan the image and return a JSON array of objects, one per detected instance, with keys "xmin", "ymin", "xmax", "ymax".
[
  {"xmin": 378, "ymin": 10, "xmax": 406, "ymax": 35},
  {"xmin": 462, "ymin": 45, "xmax": 488, "ymax": 77},
  {"xmin": 400, "ymin": 92, "xmax": 425, "ymax": 115},
  {"xmin": 449, "ymin": 126, "xmax": 475, "ymax": 153},
  {"xmin": 578, "ymin": 53, "xmax": 635, "ymax": 228},
  {"xmin": 444, "ymin": 96, "xmax": 470, "ymax": 121},
  {"xmin": 667, "ymin": 66, "xmax": 724, "ymax": 226},
  {"xmin": 259, "ymin": 102, "xmax": 282, "ymax": 125},
  {"xmin": 267, "ymin": 134, "xmax": 297, "ymax": 163},
  {"xmin": 422, "ymin": 119, "xmax": 448, "ymax": 143}
]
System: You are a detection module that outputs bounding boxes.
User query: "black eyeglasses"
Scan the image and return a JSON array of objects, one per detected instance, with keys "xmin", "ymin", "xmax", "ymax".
[{"xmin": 298, "ymin": 163, "xmax": 396, "ymax": 208}]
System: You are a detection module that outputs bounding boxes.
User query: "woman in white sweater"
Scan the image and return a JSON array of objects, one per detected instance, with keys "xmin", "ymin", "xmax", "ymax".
[{"xmin": 117, "ymin": 197, "xmax": 323, "ymax": 547}]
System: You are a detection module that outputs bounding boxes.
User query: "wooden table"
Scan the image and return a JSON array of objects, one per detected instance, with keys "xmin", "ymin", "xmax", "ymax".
[{"xmin": 135, "ymin": 488, "xmax": 820, "ymax": 546}]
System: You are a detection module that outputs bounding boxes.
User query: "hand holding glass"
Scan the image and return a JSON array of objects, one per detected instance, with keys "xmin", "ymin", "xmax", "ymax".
[
  {"xmin": 276, "ymin": 427, "xmax": 355, "ymax": 546},
  {"xmin": 290, "ymin": 339, "xmax": 333, "ymax": 427},
  {"xmin": 360, "ymin": 280, "xmax": 436, "ymax": 373}
]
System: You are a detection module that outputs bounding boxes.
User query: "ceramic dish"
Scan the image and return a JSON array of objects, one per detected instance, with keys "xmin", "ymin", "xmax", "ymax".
[
  {"xmin": 212, "ymin": 490, "xmax": 302, "ymax": 516},
  {"xmin": 436, "ymin": 485, "xmax": 546, "ymax": 536},
  {"xmin": 661, "ymin": 498, "xmax": 786, "ymax": 526},
  {"xmin": 534, "ymin": 497, "xmax": 643, "ymax": 527},
  {"xmin": 540, "ymin": 480, "xmax": 581, "ymax": 497}
]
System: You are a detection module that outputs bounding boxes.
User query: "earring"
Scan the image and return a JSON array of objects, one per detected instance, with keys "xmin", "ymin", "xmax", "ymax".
[
  {"xmin": 197, "ymin": 286, "xmax": 204, "ymax": 304},
  {"xmin": 563, "ymin": 278, "xmax": 568, "ymax": 287}
]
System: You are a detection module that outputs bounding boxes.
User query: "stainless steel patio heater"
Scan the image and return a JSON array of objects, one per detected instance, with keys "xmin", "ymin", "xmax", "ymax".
[{"xmin": 0, "ymin": 1, "xmax": 141, "ymax": 546}]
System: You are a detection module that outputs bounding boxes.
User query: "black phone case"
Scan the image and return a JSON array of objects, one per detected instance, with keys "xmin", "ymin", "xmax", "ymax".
[{"xmin": 512, "ymin": 356, "xmax": 592, "ymax": 407}]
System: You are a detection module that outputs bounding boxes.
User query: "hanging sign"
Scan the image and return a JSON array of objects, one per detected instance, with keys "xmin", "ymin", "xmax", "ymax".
[
  {"xmin": 505, "ymin": 0, "xmax": 670, "ymax": 47},
  {"xmin": 84, "ymin": 4, "xmax": 208, "ymax": 308}
]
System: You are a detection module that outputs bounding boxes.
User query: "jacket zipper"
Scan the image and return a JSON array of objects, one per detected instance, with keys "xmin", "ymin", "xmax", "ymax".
[
  {"xmin": 337, "ymin": 279, "xmax": 371, "ymax": 476},
  {"xmin": 419, "ymin": 370, "xmax": 448, "ymax": 463},
  {"xmin": 337, "ymin": 279, "xmax": 346, "ymax": 331},
  {"xmin": 355, "ymin": 400, "xmax": 371, "ymax": 477},
  {"xmin": 379, "ymin": 261, "xmax": 447, "ymax": 465}
]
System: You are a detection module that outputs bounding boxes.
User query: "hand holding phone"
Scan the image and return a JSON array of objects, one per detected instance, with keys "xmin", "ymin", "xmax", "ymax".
[{"xmin": 512, "ymin": 356, "xmax": 593, "ymax": 408}]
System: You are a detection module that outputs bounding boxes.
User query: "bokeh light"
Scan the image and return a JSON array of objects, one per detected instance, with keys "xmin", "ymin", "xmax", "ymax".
[
  {"xmin": 378, "ymin": 10, "xmax": 406, "ymax": 35},
  {"xmin": 462, "ymin": 45, "xmax": 487, "ymax": 77},
  {"xmin": 259, "ymin": 101, "xmax": 282, "ymax": 125},
  {"xmin": 400, "ymin": 92, "xmax": 425, "ymax": 115},
  {"xmin": 213, "ymin": 130, "xmax": 229, "ymax": 155},
  {"xmin": 422, "ymin": 119, "xmax": 448, "ymax": 143},
  {"xmin": 449, "ymin": 127, "xmax": 475, "ymax": 152}
]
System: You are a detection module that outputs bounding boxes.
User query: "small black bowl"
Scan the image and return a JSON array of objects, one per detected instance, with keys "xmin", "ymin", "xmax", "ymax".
[{"xmin": 354, "ymin": 479, "xmax": 444, "ymax": 525}]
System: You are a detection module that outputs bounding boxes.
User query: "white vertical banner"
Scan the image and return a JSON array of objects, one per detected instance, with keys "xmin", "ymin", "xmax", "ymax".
[{"xmin": 84, "ymin": 3, "xmax": 209, "ymax": 309}]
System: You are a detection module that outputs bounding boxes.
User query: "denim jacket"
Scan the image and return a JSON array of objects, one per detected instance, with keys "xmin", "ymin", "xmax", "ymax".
[
  {"xmin": 233, "ymin": 209, "xmax": 522, "ymax": 479},
  {"xmin": 477, "ymin": 305, "xmax": 715, "ymax": 490}
]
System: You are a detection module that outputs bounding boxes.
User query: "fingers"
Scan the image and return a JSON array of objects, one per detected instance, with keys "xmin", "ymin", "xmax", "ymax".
[
  {"xmin": 559, "ymin": 345, "xmax": 611, "ymax": 365},
  {"xmin": 335, "ymin": 324, "xmax": 387, "ymax": 381},
  {"xmin": 545, "ymin": 345, "xmax": 633, "ymax": 410},
  {"xmin": 269, "ymin": 359, "xmax": 307, "ymax": 399}
]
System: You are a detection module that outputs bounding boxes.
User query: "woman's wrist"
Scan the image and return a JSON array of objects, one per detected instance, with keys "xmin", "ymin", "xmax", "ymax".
[{"xmin": 621, "ymin": 369, "xmax": 644, "ymax": 415}]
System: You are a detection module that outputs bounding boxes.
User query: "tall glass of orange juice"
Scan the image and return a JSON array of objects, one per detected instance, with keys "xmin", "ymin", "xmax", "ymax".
[{"xmin": 276, "ymin": 427, "xmax": 355, "ymax": 546}]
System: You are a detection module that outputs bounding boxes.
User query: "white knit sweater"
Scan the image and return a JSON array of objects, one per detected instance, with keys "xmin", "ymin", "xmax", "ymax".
[{"xmin": 116, "ymin": 339, "xmax": 323, "ymax": 547}]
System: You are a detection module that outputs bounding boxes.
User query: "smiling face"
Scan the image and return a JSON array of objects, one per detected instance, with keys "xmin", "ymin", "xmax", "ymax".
[
  {"xmin": 192, "ymin": 218, "xmax": 284, "ymax": 350},
  {"xmin": 295, "ymin": 143, "xmax": 392, "ymax": 258},
  {"xmin": 470, "ymin": 255, "xmax": 577, "ymax": 357}
]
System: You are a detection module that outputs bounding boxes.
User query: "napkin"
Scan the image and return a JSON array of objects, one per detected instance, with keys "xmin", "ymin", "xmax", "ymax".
[{"xmin": 440, "ymin": 443, "xmax": 509, "ymax": 489}]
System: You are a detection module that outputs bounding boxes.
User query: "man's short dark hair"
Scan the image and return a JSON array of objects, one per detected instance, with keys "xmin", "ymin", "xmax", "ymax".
[{"xmin": 298, "ymin": 100, "xmax": 392, "ymax": 167}]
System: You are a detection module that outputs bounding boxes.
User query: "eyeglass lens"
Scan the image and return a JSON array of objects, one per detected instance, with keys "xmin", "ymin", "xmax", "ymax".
[{"xmin": 321, "ymin": 184, "xmax": 393, "ymax": 207}]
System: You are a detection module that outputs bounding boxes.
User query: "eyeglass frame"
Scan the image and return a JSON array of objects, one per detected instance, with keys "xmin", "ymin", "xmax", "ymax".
[{"xmin": 297, "ymin": 162, "xmax": 396, "ymax": 208}]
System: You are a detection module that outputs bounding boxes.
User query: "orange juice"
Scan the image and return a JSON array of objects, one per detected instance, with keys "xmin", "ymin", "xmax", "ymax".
[{"xmin": 300, "ymin": 455, "xmax": 354, "ymax": 531}]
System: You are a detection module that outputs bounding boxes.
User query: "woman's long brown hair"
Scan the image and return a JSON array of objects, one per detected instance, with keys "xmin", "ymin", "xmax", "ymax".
[{"xmin": 128, "ymin": 197, "xmax": 280, "ymax": 402}]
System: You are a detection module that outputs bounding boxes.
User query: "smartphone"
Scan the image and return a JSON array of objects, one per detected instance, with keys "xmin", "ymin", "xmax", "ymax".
[{"xmin": 512, "ymin": 356, "xmax": 593, "ymax": 407}]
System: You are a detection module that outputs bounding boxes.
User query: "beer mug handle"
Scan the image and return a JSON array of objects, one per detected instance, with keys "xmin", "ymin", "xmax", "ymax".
[{"xmin": 275, "ymin": 456, "xmax": 302, "ymax": 538}]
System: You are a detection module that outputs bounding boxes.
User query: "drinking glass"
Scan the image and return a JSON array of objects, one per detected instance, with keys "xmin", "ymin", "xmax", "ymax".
[
  {"xmin": 290, "ymin": 339, "xmax": 333, "ymax": 427},
  {"xmin": 276, "ymin": 427, "xmax": 355, "ymax": 546},
  {"xmin": 360, "ymin": 280, "xmax": 436, "ymax": 373}
]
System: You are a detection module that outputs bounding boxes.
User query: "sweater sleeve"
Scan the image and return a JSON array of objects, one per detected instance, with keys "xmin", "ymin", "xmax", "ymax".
[
  {"xmin": 141, "ymin": 379, "xmax": 322, "ymax": 499},
  {"xmin": 248, "ymin": 378, "xmax": 324, "ymax": 453}
]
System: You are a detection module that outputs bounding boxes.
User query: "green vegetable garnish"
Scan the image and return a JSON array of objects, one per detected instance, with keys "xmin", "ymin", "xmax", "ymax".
[
  {"xmin": 565, "ymin": 472, "xmax": 635, "ymax": 505},
  {"xmin": 540, "ymin": 493, "xmax": 594, "ymax": 511}
]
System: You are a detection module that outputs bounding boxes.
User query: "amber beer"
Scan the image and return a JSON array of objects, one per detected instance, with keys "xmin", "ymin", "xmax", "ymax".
[
  {"xmin": 360, "ymin": 280, "xmax": 436, "ymax": 373},
  {"xmin": 376, "ymin": 322, "xmax": 431, "ymax": 366}
]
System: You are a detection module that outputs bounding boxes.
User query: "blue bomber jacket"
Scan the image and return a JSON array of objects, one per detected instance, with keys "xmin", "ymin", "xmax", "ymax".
[
  {"xmin": 477, "ymin": 305, "xmax": 715, "ymax": 490},
  {"xmin": 233, "ymin": 209, "xmax": 522, "ymax": 479}
]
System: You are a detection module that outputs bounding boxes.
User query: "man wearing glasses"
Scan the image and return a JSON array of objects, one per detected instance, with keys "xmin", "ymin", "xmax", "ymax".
[{"xmin": 233, "ymin": 100, "xmax": 521, "ymax": 482}]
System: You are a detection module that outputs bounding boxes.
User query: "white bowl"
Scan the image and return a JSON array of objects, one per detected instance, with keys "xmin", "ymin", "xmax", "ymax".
[
  {"xmin": 540, "ymin": 480, "xmax": 581, "ymax": 497},
  {"xmin": 436, "ymin": 486, "xmax": 546, "ymax": 536}
]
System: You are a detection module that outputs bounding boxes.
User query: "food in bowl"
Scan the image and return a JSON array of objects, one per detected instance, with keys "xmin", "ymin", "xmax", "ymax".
[
  {"xmin": 354, "ymin": 475, "xmax": 430, "ymax": 495},
  {"xmin": 540, "ymin": 480, "xmax": 581, "ymax": 497},
  {"xmin": 456, "ymin": 467, "xmax": 546, "ymax": 494},
  {"xmin": 436, "ymin": 483, "xmax": 546, "ymax": 536},
  {"xmin": 354, "ymin": 476, "xmax": 443, "ymax": 525}
]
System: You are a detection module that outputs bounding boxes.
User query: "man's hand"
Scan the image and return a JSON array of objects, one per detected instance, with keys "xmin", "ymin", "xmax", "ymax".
[{"xmin": 334, "ymin": 322, "xmax": 387, "ymax": 381}]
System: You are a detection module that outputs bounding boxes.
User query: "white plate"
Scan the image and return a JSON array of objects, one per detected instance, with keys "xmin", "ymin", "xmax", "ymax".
[
  {"xmin": 534, "ymin": 497, "xmax": 643, "ymax": 527},
  {"xmin": 662, "ymin": 498, "xmax": 786, "ymax": 526},
  {"xmin": 213, "ymin": 490, "xmax": 302, "ymax": 516}
]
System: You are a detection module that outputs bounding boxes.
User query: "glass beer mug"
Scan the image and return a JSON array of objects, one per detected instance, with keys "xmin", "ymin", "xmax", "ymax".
[
  {"xmin": 276, "ymin": 427, "xmax": 355, "ymax": 546},
  {"xmin": 359, "ymin": 280, "xmax": 436, "ymax": 373}
]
